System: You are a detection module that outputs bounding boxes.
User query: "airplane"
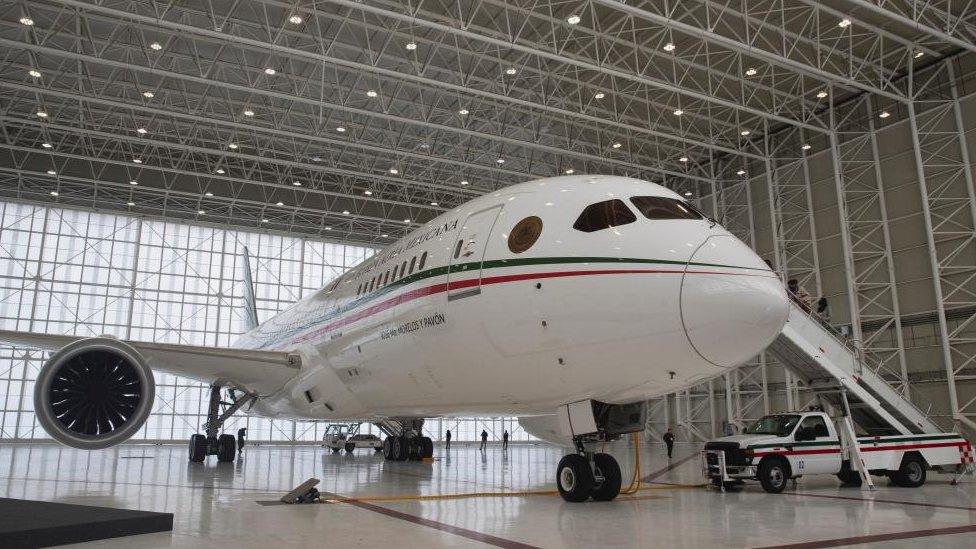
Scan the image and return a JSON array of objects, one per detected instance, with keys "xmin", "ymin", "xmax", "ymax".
[{"xmin": 0, "ymin": 175, "xmax": 789, "ymax": 502}]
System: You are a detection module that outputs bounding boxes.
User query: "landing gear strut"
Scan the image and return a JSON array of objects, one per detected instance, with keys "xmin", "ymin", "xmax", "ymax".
[
  {"xmin": 556, "ymin": 437, "xmax": 622, "ymax": 502},
  {"xmin": 188, "ymin": 384, "xmax": 255, "ymax": 463},
  {"xmin": 377, "ymin": 418, "xmax": 434, "ymax": 461}
]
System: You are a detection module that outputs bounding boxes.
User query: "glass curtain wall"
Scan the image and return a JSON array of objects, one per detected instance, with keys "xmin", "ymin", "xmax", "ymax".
[{"xmin": 0, "ymin": 201, "xmax": 533, "ymax": 443}]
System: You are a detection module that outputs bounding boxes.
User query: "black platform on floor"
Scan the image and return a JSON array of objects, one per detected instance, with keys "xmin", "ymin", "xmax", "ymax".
[{"xmin": 0, "ymin": 498, "xmax": 173, "ymax": 548}]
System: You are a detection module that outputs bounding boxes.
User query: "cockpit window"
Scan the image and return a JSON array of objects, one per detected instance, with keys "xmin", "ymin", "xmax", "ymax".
[
  {"xmin": 630, "ymin": 196, "xmax": 703, "ymax": 220},
  {"xmin": 572, "ymin": 199, "xmax": 637, "ymax": 233}
]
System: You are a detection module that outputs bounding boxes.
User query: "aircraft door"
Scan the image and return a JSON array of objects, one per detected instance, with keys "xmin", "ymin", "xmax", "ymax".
[{"xmin": 447, "ymin": 204, "xmax": 503, "ymax": 300}]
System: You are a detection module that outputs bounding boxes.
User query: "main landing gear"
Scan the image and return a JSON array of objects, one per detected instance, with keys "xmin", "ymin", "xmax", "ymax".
[
  {"xmin": 188, "ymin": 384, "xmax": 255, "ymax": 463},
  {"xmin": 377, "ymin": 418, "xmax": 434, "ymax": 461},
  {"xmin": 556, "ymin": 438, "xmax": 622, "ymax": 502}
]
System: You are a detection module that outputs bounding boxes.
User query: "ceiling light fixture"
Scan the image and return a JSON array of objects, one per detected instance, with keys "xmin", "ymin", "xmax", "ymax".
[
  {"xmin": 565, "ymin": 169, "xmax": 575, "ymax": 174},
  {"xmin": 673, "ymin": 109, "xmax": 684, "ymax": 116},
  {"xmin": 382, "ymin": 234, "xmax": 389, "ymax": 238},
  {"xmin": 737, "ymin": 169, "xmax": 746, "ymax": 175},
  {"xmin": 342, "ymin": 210, "xmax": 350, "ymax": 215},
  {"xmin": 215, "ymin": 168, "xmax": 225, "ymax": 174},
  {"xmin": 293, "ymin": 181, "xmax": 301, "ymax": 186},
  {"xmin": 406, "ymin": 42, "xmax": 417, "ymax": 51},
  {"xmin": 46, "ymin": 170, "xmax": 56, "ymax": 175},
  {"xmin": 496, "ymin": 158, "xmax": 505, "ymax": 164},
  {"xmin": 594, "ymin": 91, "xmax": 605, "ymax": 99},
  {"xmin": 325, "ymin": 226, "xmax": 333, "ymax": 230},
  {"xmin": 227, "ymin": 143, "xmax": 238, "ymax": 149},
  {"xmin": 802, "ymin": 144, "xmax": 812, "ymax": 150},
  {"xmin": 838, "ymin": 18, "xmax": 852, "ymax": 28},
  {"xmin": 389, "ymin": 168, "xmax": 399, "ymax": 174},
  {"xmin": 133, "ymin": 158, "xmax": 142, "ymax": 163},
  {"xmin": 612, "ymin": 142, "xmax": 622, "ymax": 149},
  {"xmin": 261, "ymin": 218, "xmax": 269, "ymax": 223},
  {"xmin": 430, "ymin": 202, "xmax": 438, "ymax": 206},
  {"xmin": 458, "ymin": 108, "xmax": 469, "ymax": 115},
  {"xmin": 460, "ymin": 180, "xmax": 469, "ymax": 185},
  {"xmin": 914, "ymin": 51, "xmax": 924, "ymax": 59},
  {"xmin": 684, "ymin": 191, "xmax": 693, "ymax": 197},
  {"xmin": 243, "ymin": 109, "xmax": 254, "ymax": 117},
  {"xmin": 663, "ymin": 42, "xmax": 675, "ymax": 52},
  {"xmin": 36, "ymin": 111, "xmax": 48, "ymax": 118},
  {"xmin": 50, "ymin": 191, "xmax": 59, "ymax": 196},
  {"xmin": 129, "ymin": 180, "xmax": 138, "ymax": 185},
  {"xmin": 403, "ymin": 218, "xmax": 410, "ymax": 223},
  {"xmin": 20, "ymin": 17, "xmax": 34, "ymax": 26},
  {"xmin": 879, "ymin": 111, "xmax": 891, "ymax": 118},
  {"xmin": 740, "ymin": 130, "xmax": 751, "ymax": 136},
  {"xmin": 264, "ymin": 67, "xmax": 276, "ymax": 75},
  {"xmin": 816, "ymin": 90, "xmax": 828, "ymax": 99},
  {"xmin": 567, "ymin": 15, "xmax": 581, "ymax": 25},
  {"xmin": 204, "ymin": 192, "xmax": 213, "ymax": 197},
  {"xmin": 276, "ymin": 201, "xmax": 284, "ymax": 206},
  {"xmin": 41, "ymin": 142, "xmax": 52, "ymax": 148},
  {"xmin": 364, "ymin": 190, "xmax": 373, "ymax": 195},
  {"xmin": 198, "ymin": 210, "xmax": 205, "ymax": 215},
  {"xmin": 505, "ymin": 67, "xmax": 518, "ymax": 75},
  {"xmin": 679, "ymin": 156, "xmax": 688, "ymax": 162},
  {"xmin": 289, "ymin": 15, "xmax": 303, "ymax": 24},
  {"xmin": 366, "ymin": 90, "xmax": 378, "ymax": 97},
  {"xmin": 142, "ymin": 91, "xmax": 154, "ymax": 98},
  {"xmin": 127, "ymin": 201, "xmax": 136, "ymax": 206},
  {"xmin": 150, "ymin": 42, "xmax": 162, "ymax": 50},
  {"xmin": 136, "ymin": 127, "xmax": 148, "ymax": 134},
  {"xmin": 28, "ymin": 69, "xmax": 41, "ymax": 78},
  {"xmin": 745, "ymin": 67, "xmax": 758, "ymax": 76},
  {"xmin": 336, "ymin": 126, "xmax": 346, "ymax": 132}
]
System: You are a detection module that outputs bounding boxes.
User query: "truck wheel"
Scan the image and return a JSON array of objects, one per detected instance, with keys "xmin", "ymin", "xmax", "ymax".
[
  {"xmin": 758, "ymin": 457, "xmax": 790, "ymax": 493},
  {"xmin": 837, "ymin": 461, "xmax": 862, "ymax": 487},
  {"xmin": 345, "ymin": 442, "xmax": 356, "ymax": 453},
  {"xmin": 891, "ymin": 454, "xmax": 926, "ymax": 488},
  {"xmin": 590, "ymin": 453, "xmax": 622, "ymax": 501}
]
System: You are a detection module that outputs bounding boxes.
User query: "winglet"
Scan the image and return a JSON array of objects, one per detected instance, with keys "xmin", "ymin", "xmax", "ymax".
[{"xmin": 242, "ymin": 247, "xmax": 259, "ymax": 331}]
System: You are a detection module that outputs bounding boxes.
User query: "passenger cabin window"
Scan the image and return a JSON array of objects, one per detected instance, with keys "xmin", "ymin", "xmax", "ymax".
[
  {"xmin": 401, "ymin": 260, "xmax": 408, "ymax": 278},
  {"xmin": 453, "ymin": 239, "xmax": 463, "ymax": 259},
  {"xmin": 409, "ymin": 256, "xmax": 416, "ymax": 274},
  {"xmin": 630, "ymin": 196, "xmax": 703, "ymax": 220},
  {"xmin": 572, "ymin": 199, "xmax": 637, "ymax": 233},
  {"xmin": 392, "ymin": 265, "xmax": 399, "ymax": 280},
  {"xmin": 419, "ymin": 251, "xmax": 428, "ymax": 270},
  {"xmin": 383, "ymin": 271, "xmax": 390, "ymax": 285}
]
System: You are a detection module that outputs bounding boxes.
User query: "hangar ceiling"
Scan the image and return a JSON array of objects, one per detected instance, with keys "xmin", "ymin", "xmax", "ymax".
[{"xmin": 0, "ymin": 0, "xmax": 973, "ymax": 244}]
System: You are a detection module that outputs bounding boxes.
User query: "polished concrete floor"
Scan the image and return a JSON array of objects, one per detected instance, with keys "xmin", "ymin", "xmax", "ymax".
[{"xmin": 1, "ymin": 440, "xmax": 975, "ymax": 548}]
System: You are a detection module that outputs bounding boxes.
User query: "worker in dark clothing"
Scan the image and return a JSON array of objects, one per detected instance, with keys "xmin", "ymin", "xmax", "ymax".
[
  {"xmin": 502, "ymin": 430, "xmax": 509, "ymax": 451},
  {"xmin": 663, "ymin": 428, "xmax": 675, "ymax": 460},
  {"xmin": 479, "ymin": 429, "xmax": 488, "ymax": 451},
  {"xmin": 445, "ymin": 429, "xmax": 452, "ymax": 451},
  {"xmin": 237, "ymin": 427, "xmax": 247, "ymax": 454}
]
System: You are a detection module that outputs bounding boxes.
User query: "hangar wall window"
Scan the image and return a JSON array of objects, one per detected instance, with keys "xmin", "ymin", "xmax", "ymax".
[
  {"xmin": 0, "ymin": 201, "xmax": 536, "ymax": 444},
  {"xmin": 630, "ymin": 196, "xmax": 703, "ymax": 220},
  {"xmin": 572, "ymin": 199, "xmax": 637, "ymax": 232}
]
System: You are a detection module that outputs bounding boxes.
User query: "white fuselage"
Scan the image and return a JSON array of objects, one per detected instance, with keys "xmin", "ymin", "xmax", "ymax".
[{"xmin": 233, "ymin": 176, "xmax": 789, "ymax": 421}]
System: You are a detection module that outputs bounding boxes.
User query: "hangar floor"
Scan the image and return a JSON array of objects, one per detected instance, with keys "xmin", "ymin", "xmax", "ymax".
[{"xmin": 0, "ymin": 442, "xmax": 974, "ymax": 548}]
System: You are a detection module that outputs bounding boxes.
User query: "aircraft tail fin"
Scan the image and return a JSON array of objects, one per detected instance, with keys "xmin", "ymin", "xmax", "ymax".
[{"xmin": 242, "ymin": 246, "xmax": 259, "ymax": 332}]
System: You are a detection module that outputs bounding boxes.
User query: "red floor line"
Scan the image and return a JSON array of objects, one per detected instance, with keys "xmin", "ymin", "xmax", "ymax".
[
  {"xmin": 754, "ymin": 523, "xmax": 976, "ymax": 549},
  {"xmin": 787, "ymin": 491, "xmax": 976, "ymax": 512},
  {"xmin": 338, "ymin": 495, "xmax": 542, "ymax": 549}
]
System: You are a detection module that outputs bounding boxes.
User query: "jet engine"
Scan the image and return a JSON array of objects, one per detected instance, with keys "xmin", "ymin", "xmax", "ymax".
[{"xmin": 33, "ymin": 337, "xmax": 155, "ymax": 449}]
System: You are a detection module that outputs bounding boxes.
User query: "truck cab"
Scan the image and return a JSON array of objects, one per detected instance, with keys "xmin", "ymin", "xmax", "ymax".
[{"xmin": 704, "ymin": 411, "xmax": 843, "ymax": 492}]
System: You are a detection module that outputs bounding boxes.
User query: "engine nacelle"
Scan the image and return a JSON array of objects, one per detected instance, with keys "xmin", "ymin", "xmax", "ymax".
[{"xmin": 33, "ymin": 337, "xmax": 155, "ymax": 449}]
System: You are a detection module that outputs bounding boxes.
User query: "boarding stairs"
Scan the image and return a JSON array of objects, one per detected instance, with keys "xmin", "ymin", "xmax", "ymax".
[{"xmin": 767, "ymin": 298, "xmax": 941, "ymax": 436}]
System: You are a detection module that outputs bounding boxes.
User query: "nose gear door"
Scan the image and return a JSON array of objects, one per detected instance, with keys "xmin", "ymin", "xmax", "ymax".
[{"xmin": 447, "ymin": 204, "xmax": 503, "ymax": 301}]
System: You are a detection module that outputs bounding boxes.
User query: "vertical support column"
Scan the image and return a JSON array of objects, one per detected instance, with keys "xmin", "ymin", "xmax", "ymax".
[{"xmin": 828, "ymin": 128, "xmax": 865, "ymax": 348}]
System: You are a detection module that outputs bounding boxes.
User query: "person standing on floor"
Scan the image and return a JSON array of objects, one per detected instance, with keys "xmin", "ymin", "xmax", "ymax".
[
  {"xmin": 479, "ymin": 429, "xmax": 488, "ymax": 451},
  {"xmin": 445, "ymin": 429, "xmax": 452, "ymax": 451},
  {"xmin": 663, "ymin": 427, "xmax": 675, "ymax": 460},
  {"xmin": 237, "ymin": 426, "xmax": 247, "ymax": 454},
  {"xmin": 502, "ymin": 430, "xmax": 509, "ymax": 451}
]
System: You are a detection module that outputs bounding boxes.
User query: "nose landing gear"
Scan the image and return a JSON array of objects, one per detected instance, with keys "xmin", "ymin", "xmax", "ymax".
[{"xmin": 556, "ymin": 438, "xmax": 623, "ymax": 502}]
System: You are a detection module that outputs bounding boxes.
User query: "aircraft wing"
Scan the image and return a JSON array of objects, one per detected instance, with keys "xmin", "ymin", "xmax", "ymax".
[{"xmin": 0, "ymin": 329, "xmax": 301, "ymax": 393}]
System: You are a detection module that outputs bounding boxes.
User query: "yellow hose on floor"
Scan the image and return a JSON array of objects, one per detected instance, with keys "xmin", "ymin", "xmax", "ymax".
[{"xmin": 620, "ymin": 432, "xmax": 642, "ymax": 495}]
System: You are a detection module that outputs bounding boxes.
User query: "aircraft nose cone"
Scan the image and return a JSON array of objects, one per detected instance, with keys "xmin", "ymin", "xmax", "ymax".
[{"xmin": 680, "ymin": 235, "xmax": 789, "ymax": 368}]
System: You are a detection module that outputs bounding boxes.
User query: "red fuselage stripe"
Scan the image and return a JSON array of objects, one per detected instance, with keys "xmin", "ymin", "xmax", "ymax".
[{"xmin": 274, "ymin": 267, "xmax": 770, "ymax": 349}]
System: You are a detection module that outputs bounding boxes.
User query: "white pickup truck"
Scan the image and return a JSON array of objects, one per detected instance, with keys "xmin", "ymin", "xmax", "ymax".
[{"xmin": 703, "ymin": 411, "xmax": 972, "ymax": 493}]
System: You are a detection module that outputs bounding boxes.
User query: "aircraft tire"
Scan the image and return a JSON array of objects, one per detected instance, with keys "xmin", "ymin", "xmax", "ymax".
[
  {"xmin": 556, "ymin": 454, "xmax": 594, "ymax": 502},
  {"xmin": 590, "ymin": 453, "xmax": 622, "ymax": 501},
  {"xmin": 216, "ymin": 434, "xmax": 236, "ymax": 462},
  {"xmin": 419, "ymin": 437, "xmax": 434, "ymax": 458},
  {"xmin": 392, "ymin": 436, "xmax": 408, "ymax": 461},
  {"xmin": 344, "ymin": 442, "xmax": 356, "ymax": 453},
  {"xmin": 188, "ymin": 434, "xmax": 207, "ymax": 462},
  {"xmin": 383, "ymin": 437, "xmax": 394, "ymax": 460}
]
